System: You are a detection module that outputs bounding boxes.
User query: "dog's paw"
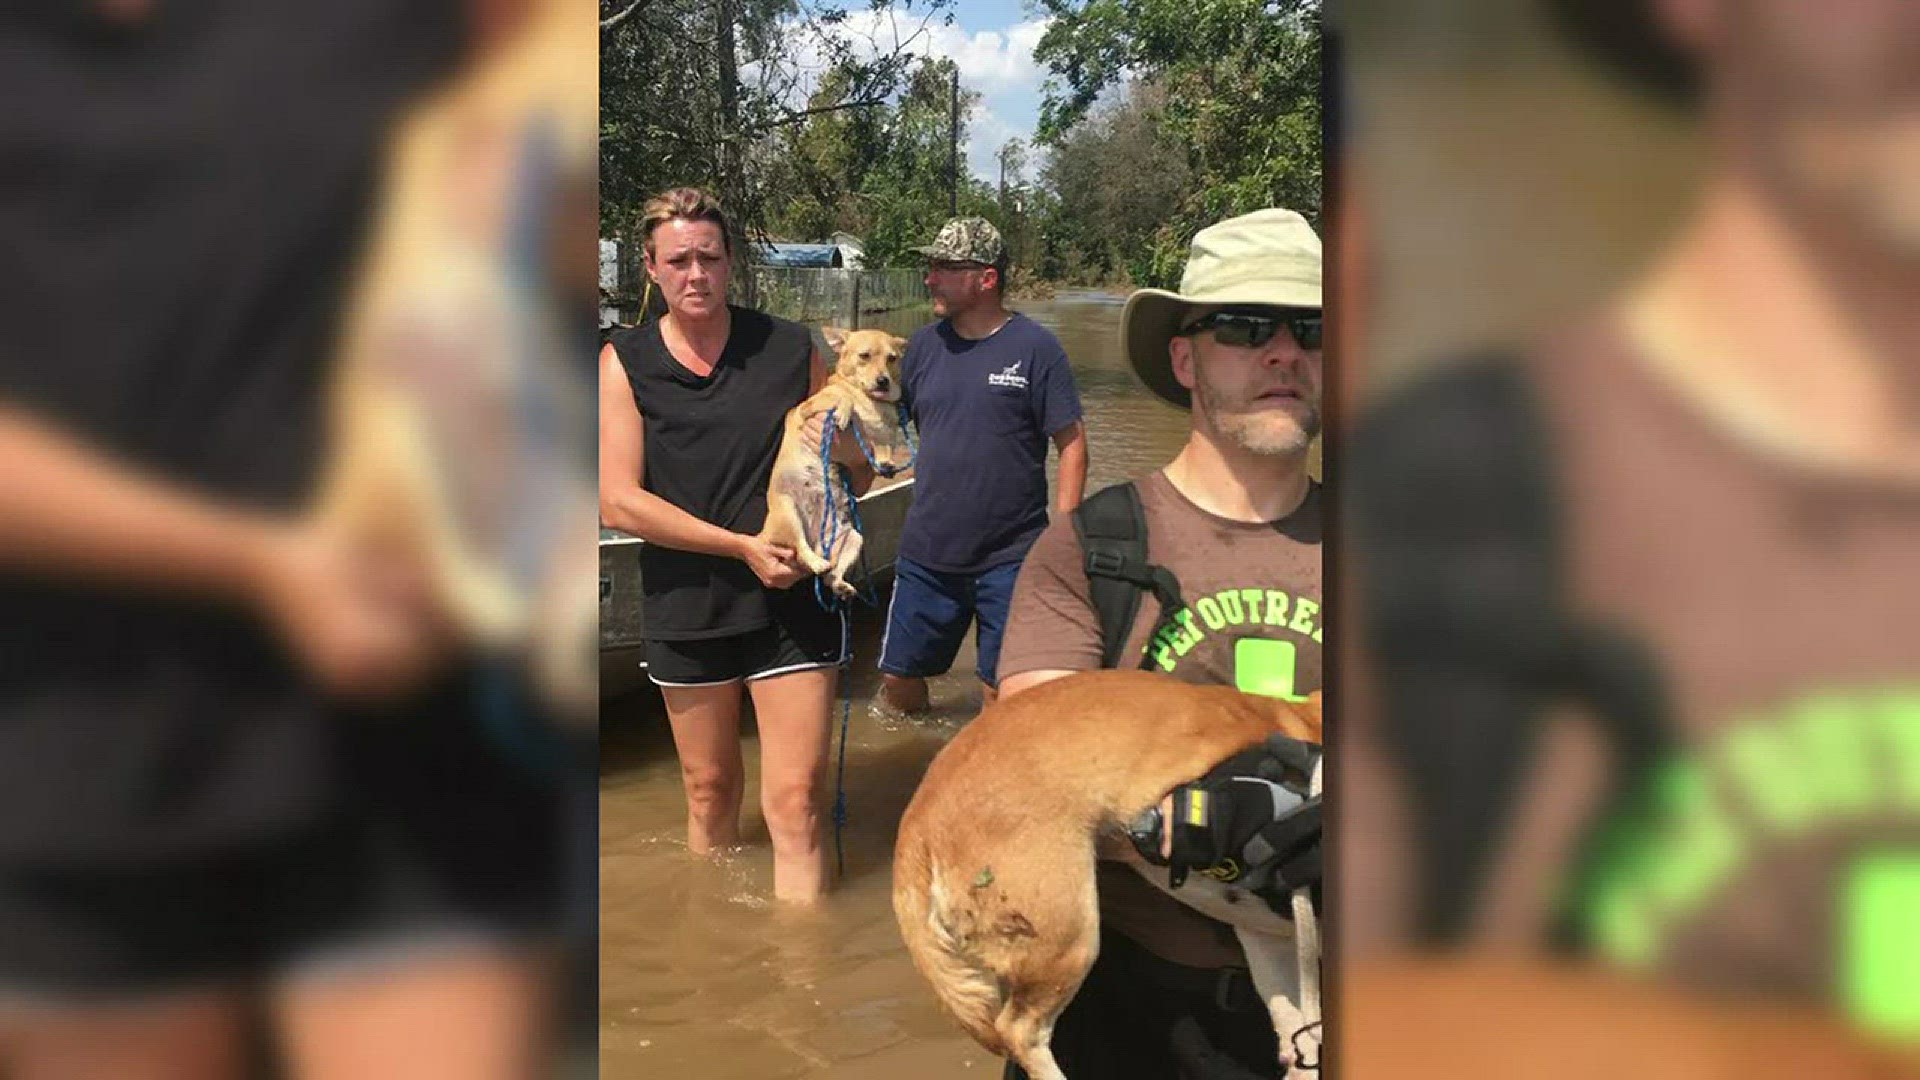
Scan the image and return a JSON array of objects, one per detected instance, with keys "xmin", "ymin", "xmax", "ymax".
[{"xmin": 829, "ymin": 577, "xmax": 856, "ymax": 600}]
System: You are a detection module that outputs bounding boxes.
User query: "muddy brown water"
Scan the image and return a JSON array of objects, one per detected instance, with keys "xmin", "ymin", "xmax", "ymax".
[{"xmin": 599, "ymin": 291, "xmax": 1192, "ymax": 1078}]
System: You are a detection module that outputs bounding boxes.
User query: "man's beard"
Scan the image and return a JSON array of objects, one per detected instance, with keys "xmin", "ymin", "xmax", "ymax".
[{"xmin": 1197, "ymin": 375, "xmax": 1321, "ymax": 457}]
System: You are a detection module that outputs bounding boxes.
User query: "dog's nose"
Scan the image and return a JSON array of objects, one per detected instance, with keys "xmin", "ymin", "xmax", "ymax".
[{"xmin": 874, "ymin": 375, "xmax": 891, "ymax": 391}]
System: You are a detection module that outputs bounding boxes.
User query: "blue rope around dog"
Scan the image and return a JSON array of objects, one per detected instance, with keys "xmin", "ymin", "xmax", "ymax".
[
  {"xmin": 808, "ymin": 402, "xmax": 916, "ymax": 877},
  {"xmin": 810, "ymin": 408, "xmax": 858, "ymax": 877}
]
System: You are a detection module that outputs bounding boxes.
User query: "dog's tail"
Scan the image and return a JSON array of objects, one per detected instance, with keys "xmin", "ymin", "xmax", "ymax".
[{"xmin": 903, "ymin": 855, "xmax": 1013, "ymax": 1056}]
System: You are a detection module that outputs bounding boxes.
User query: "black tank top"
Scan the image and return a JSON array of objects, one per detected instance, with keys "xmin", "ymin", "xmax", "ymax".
[{"xmin": 611, "ymin": 306, "xmax": 814, "ymax": 639}]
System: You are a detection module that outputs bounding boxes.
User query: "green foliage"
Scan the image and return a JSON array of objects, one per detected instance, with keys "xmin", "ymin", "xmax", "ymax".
[
  {"xmin": 600, "ymin": 0, "xmax": 1319, "ymax": 292},
  {"xmin": 600, "ymin": 0, "xmax": 962, "ymax": 258},
  {"xmin": 1035, "ymin": 83, "xmax": 1191, "ymax": 287},
  {"xmin": 766, "ymin": 57, "xmax": 1000, "ymax": 268},
  {"xmin": 1031, "ymin": 0, "xmax": 1321, "ymax": 289}
]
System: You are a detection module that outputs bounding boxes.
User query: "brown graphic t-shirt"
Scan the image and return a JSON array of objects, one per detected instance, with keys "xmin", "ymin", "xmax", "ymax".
[
  {"xmin": 1347, "ymin": 320, "xmax": 1920, "ymax": 1034},
  {"xmin": 1538, "ymin": 323, "xmax": 1920, "ymax": 1025},
  {"xmin": 1000, "ymin": 470, "xmax": 1324, "ymax": 969}
]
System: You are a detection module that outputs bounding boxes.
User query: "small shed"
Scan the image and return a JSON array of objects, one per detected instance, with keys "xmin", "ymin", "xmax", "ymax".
[
  {"xmin": 830, "ymin": 232, "xmax": 867, "ymax": 270},
  {"xmin": 754, "ymin": 241, "xmax": 845, "ymax": 269}
]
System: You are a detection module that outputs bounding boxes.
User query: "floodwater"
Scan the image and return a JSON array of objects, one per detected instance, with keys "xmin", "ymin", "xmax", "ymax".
[{"xmin": 598, "ymin": 291, "xmax": 1192, "ymax": 1078}]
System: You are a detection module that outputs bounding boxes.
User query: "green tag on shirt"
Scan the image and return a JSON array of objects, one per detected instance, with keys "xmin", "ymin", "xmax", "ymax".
[
  {"xmin": 1234, "ymin": 638, "xmax": 1309, "ymax": 702},
  {"xmin": 1843, "ymin": 851, "xmax": 1920, "ymax": 1038}
]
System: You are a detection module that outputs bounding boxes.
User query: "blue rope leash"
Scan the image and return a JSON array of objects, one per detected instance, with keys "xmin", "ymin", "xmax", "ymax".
[
  {"xmin": 809, "ymin": 401, "xmax": 918, "ymax": 878},
  {"xmin": 804, "ymin": 408, "xmax": 856, "ymax": 875},
  {"xmin": 847, "ymin": 400, "xmax": 917, "ymax": 477},
  {"xmin": 812, "ymin": 407, "xmax": 846, "ymax": 611},
  {"xmin": 830, "ymin": 606, "xmax": 851, "ymax": 878}
]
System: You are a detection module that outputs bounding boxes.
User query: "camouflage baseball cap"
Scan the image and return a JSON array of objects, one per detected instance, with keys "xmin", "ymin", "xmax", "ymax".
[{"xmin": 912, "ymin": 217, "xmax": 1006, "ymax": 266}]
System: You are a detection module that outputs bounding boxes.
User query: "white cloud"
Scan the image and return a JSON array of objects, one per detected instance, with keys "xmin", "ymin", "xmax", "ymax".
[
  {"xmin": 757, "ymin": 11, "xmax": 1051, "ymax": 100},
  {"xmin": 968, "ymin": 108, "xmax": 1020, "ymax": 182},
  {"xmin": 831, "ymin": 11, "xmax": 1050, "ymax": 87},
  {"xmin": 934, "ymin": 18, "xmax": 1052, "ymax": 86}
]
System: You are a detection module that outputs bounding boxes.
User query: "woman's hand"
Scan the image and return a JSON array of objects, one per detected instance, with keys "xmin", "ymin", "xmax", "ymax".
[
  {"xmin": 800, "ymin": 411, "xmax": 866, "ymax": 469},
  {"xmin": 736, "ymin": 534, "xmax": 808, "ymax": 589},
  {"xmin": 251, "ymin": 521, "xmax": 447, "ymax": 700}
]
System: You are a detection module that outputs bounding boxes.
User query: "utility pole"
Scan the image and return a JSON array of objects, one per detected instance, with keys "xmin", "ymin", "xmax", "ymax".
[
  {"xmin": 716, "ymin": 0, "xmax": 752, "ymax": 302},
  {"xmin": 948, "ymin": 64, "xmax": 959, "ymax": 217}
]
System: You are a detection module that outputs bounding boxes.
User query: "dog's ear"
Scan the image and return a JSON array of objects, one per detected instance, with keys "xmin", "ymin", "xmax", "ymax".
[
  {"xmin": 821, "ymin": 326, "xmax": 850, "ymax": 352},
  {"xmin": 889, "ymin": 334, "xmax": 908, "ymax": 353}
]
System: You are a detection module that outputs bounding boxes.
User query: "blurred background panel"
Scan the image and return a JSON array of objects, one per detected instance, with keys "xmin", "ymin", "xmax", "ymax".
[
  {"xmin": 1340, "ymin": 0, "xmax": 1920, "ymax": 1074},
  {"xmin": 1342, "ymin": 0, "xmax": 1696, "ymax": 384},
  {"xmin": 0, "ymin": 1, "xmax": 596, "ymax": 1076}
]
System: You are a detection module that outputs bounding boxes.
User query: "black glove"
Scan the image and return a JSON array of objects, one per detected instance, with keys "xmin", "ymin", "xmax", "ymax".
[
  {"xmin": 1205, "ymin": 732, "xmax": 1321, "ymax": 786},
  {"xmin": 1155, "ymin": 734, "xmax": 1322, "ymax": 912}
]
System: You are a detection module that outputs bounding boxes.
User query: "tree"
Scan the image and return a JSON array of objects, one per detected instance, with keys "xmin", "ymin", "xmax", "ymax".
[
  {"xmin": 1032, "ymin": 0, "xmax": 1321, "ymax": 287},
  {"xmin": 599, "ymin": 0, "xmax": 956, "ymax": 263},
  {"xmin": 1035, "ymin": 83, "xmax": 1193, "ymax": 286}
]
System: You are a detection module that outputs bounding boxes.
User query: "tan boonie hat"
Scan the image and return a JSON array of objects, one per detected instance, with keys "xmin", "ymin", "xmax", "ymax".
[
  {"xmin": 1122, "ymin": 208, "xmax": 1322, "ymax": 409},
  {"xmin": 912, "ymin": 217, "xmax": 1007, "ymax": 266}
]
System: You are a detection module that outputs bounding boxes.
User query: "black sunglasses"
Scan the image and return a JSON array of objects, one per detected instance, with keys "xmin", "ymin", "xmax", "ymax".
[{"xmin": 1181, "ymin": 310, "xmax": 1322, "ymax": 351}]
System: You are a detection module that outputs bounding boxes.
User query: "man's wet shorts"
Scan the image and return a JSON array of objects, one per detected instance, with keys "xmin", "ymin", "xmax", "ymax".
[{"xmin": 878, "ymin": 556, "xmax": 1022, "ymax": 688}]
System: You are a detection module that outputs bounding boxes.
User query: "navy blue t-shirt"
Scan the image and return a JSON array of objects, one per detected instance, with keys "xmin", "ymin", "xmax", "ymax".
[{"xmin": 898, "ymin": 312, "xmax": 1084, "ymax": 574}]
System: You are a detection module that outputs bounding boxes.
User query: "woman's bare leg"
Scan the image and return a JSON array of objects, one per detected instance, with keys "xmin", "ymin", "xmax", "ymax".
[
  {"xmin": 276, "ymin": 950, "xmax": 548, "ymax": 1080},
  {"xmin": 659, "ymin": 682, "xmax": 747, "ymax": 854},
  {"xmin": 746, "ymin": 667, "xmax": 836, "ymax": 902}
]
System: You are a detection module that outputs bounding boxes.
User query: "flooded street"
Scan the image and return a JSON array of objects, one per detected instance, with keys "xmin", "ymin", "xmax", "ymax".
[{"xmin": 598, "ymin": 291, "xmax": 1192, "ymax": 1078}]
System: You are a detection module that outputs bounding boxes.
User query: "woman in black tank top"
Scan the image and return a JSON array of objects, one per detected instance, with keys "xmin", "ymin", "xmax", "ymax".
[{"xmin": 598, "ymin": 189, "xmax": 871, "ymax": 903}]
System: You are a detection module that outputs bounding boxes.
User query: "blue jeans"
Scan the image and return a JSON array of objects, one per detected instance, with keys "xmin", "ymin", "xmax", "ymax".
[{"xmin": 877, "ymin": 557, "xmax": 1023, "ymax": 688}]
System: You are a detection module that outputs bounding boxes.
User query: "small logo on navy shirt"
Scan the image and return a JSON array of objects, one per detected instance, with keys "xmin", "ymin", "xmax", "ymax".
[{"xmin": 987, "ymin": 361, "xmax": 1028, "ymax": 389}]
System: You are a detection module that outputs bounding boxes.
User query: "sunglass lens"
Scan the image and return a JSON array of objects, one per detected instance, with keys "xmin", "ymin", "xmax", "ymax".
[
  {"xmin": 1292, "ymin": 316, "xmax": 1322, "ymax": 350},
  {"xmin": 1214, "ymin": 316, "xmax": 1280, "ymax": 348}
]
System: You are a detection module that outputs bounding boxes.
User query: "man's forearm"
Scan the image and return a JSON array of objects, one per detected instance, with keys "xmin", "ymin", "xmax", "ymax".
[
  {"xmin": 1054, "ymin": 432, "xmax": 1088, "ymax": 513},
  {"xmin": 0, "ymin": 408, "xmax": 280, "ymax": 600}
]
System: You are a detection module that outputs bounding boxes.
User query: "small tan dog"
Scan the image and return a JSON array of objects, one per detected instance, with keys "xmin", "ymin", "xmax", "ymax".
[
  {"xmin": 314, "ymin": 0, "xmax": 598, "ymax": 716},
  {"xmin": 894, "ymin": 670, "xmax": 1324, "ymax": 1080},
  {"xmin": 758, "ymin": 326, "xmax": 913, "ymax": 598}
]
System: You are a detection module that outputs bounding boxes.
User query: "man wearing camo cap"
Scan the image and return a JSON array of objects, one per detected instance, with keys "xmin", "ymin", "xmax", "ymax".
[{"xmin": 876, "ymin": 217, "xmax": 1090, "ymax": 718}]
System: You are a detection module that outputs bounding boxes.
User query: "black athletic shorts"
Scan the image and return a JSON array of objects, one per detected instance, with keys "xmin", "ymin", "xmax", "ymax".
[
  {"xmin": 644, "ymin": 597, "xmax": 847, "ymax": 687},
  {"xmin": 0, "ymin": 676, "xmax": 567, "ymax": 999}
]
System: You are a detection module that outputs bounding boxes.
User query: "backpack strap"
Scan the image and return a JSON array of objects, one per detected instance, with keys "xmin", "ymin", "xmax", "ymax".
[
  {"xmin": 1073, "ymin": 482, "xmax": 1187, "ymax": 670},
  {"xmin": 1353, "ymin": 352, "xmax": 1673, "ymax": 949}
]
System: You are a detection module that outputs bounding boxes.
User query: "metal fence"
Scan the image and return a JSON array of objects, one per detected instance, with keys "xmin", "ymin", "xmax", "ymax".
[
  {"xmin": 745, "ymin": 267, "xmax": 928, "ymax": 329},
  {"xmin": 600, "ymin": 238, "xmax": 927, "ymax": 330}
]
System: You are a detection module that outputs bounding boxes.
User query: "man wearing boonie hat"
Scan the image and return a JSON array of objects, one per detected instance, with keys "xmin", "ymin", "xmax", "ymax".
[
  {"xmin": 994, "ymin": 208, "xmax": 1325, "ymax": 1079},
  {"xmin": 877, "ymin": 216, "xmax": 1089, "ymax": 719}
]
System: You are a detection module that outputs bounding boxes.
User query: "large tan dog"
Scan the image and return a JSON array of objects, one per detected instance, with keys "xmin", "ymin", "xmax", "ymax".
[
  {"xmin": 757, "ymin": 326, "xmax": 913, "ymax": 598},
  {"xmin": 894, "ymin": 670, "xmax": 1324, "ymax": 1079}
]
